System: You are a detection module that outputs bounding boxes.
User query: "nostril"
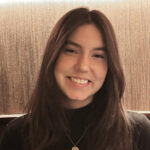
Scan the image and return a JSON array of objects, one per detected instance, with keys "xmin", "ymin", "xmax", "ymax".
[{"xmin": 67, "ymin": 76, "xmax": 71, "ymax": 79}]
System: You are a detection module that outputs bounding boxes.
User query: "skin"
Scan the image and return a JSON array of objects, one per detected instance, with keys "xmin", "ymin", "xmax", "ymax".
[{"xmin": 54, "ymin": 24, "xmax": 108, "ymax": 109}]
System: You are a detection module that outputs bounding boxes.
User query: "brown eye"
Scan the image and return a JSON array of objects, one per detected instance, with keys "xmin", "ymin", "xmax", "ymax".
[
  {"xmin": 93, "ymin": 54, "xmax": 105, "ymax": 59},
  {"xmin": 64, "ymin": 49, "xmax": 77, "ymax": 54}
]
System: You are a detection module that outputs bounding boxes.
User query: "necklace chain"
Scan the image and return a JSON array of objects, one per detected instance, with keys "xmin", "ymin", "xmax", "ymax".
[{"xmin": 65, "ymin": 126, "xmax": 89, "ymax": 148}]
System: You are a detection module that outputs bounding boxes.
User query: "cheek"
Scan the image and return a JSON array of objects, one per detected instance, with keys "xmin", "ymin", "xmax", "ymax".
[
  {"xmin": 95, "ymin": 68, "xmax": 107, "ymax": 91},
  {"xmin": 55, "ymin": 56, "xmax": 66, "ymax": 72},
  {"xmin": 55, "ymin": 54, "xmax": 75, "ymax": 72},
  {"xmin": 94, "ymin": 63, "xmax": 108, "ymax": 80},
  {"xmin": 54, "ymin": 55, "xmax": 74, "ymax": 76}
]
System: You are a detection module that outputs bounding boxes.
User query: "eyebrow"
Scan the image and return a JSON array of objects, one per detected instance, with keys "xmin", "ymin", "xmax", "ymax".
[{"xmin": 66, "ymin": 40, "xmax": 106, "ymax": 51}]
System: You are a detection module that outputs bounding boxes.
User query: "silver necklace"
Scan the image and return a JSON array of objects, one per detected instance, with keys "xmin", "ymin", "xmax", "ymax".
[{"xmin": 65, "ymin": 126, "xmax": 89, "ymax": 150}]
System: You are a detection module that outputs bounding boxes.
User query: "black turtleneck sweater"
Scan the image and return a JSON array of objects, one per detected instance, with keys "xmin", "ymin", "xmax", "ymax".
[{"xmin": 0, "ymin": 104, "xmax": 150, "ymax": 150}]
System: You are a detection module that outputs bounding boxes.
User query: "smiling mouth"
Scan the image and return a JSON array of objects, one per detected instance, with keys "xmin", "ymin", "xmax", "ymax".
[{"xmin": 67, "ymin": 76, "xmax": 91, "ymax": 84}]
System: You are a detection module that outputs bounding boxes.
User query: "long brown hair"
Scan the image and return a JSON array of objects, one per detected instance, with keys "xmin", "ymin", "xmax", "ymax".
[{"xmin": 26, "ymin": 7, "xmax": 133, "ymax": 150}]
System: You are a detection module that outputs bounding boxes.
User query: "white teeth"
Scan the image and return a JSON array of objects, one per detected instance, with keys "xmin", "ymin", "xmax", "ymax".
[{"xmin": 70, "ymin": 77, "xmax": 88, "ymax": 84}]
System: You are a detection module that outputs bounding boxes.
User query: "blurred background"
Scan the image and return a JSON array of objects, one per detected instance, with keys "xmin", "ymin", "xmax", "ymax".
[{"xmin": 0, "ymin": 0, "xmax": 150, "ymax": 115}]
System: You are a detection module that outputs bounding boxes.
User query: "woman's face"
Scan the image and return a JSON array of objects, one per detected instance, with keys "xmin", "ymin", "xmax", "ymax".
[{"xmin": 54, "ymin": 24, "xmax": 108, "ymax": 109}]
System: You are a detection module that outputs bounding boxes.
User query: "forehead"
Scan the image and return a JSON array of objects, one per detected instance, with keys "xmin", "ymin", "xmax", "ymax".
[{"xmin": 66, "ymin": 24, "xmax": 104, "ymax": 47}]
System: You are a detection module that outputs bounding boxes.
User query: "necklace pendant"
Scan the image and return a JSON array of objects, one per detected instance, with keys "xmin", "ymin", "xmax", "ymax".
[{"xmin": 72, "ymin": 146, "xmax": 79, "ymax": 150}]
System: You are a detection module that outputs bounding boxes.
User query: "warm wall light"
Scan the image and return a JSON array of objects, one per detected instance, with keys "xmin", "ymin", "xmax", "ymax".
[
  {"xmin": 0, "ymin": 0, "xmax": 49, "ymax": 4},
  {"xmin": 0, "ymin": 0, "xmax": 118, "ymax": 4}
]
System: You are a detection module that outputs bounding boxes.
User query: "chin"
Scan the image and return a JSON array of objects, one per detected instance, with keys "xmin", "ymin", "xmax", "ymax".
[
  {"xmin": 69, "ymin": 97, "xmax": 85, "ymax": 101},
  {"xmin": 68, "ymin": 95, "xmax": 91, "ymax": 101}
]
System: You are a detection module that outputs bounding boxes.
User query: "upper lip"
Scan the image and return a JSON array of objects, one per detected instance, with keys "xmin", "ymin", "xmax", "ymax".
[{"xmin": 67, "ymin": 76, "xmax": 91, "ymax": 82}]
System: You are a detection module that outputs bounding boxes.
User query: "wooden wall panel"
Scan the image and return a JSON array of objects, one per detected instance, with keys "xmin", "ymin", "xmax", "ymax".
[{"xmin": 0, "ymin": 0, "xmax": 149, "ymax": 114}]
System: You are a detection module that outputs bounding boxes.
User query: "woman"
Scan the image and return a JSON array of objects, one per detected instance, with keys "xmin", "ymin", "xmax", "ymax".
[{"xmin": 0, "ymin": 7, "xmax": 150, "ymax": 150}]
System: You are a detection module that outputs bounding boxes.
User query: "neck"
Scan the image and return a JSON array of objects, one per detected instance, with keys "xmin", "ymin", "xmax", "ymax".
[{"xmin": 63, "ymin": 97, "xmax": 93, "ymax": 109}]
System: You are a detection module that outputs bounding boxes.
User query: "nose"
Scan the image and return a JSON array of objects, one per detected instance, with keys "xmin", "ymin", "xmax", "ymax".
[{"xmin": 74, "ymin": 55, "xmax": 89, "ymax": 72}]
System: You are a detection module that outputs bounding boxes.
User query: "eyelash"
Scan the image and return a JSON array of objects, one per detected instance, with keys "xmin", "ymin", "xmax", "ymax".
[
  {"xmin": 93, "ymin": 54, "xmax": 105, "ymax": 59},
  {"xmin": 63, "ymin": 49, "xmax": 105, "ymax": 59},
  {"xmin": 64, "ymin": 49, "xmax": 77, "ymax": 54}
]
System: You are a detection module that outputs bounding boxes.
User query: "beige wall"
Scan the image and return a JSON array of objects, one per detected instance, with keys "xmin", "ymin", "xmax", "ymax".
[{"xmin": 0, "ymin": 0, "xmax": 150, "ymax": 114}]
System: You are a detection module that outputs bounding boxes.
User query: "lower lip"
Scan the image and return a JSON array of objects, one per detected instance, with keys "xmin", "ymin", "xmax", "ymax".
[{"xmin": 66, "ymin": 77, "xmax": 91, "ymax": 88}]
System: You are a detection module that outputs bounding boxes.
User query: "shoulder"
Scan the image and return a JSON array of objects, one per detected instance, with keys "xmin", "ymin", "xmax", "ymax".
[
  {"xmin": 127, "ymin": 111, "xmax": 150, "ymax": 150},
  {"xmin": 0, "ymin": 115, "xmax": 29, "ymax": 150},
  {"xmin": 127, "ymin": 111, "xmax": 150, "ymax": 129},
  {"xmin": 5, "ymin": 114, "xmax": 28, "ymax": 135},
  {"xmin": 7, "ymin": 114, "xmax": 27, "ymax": 127}
]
